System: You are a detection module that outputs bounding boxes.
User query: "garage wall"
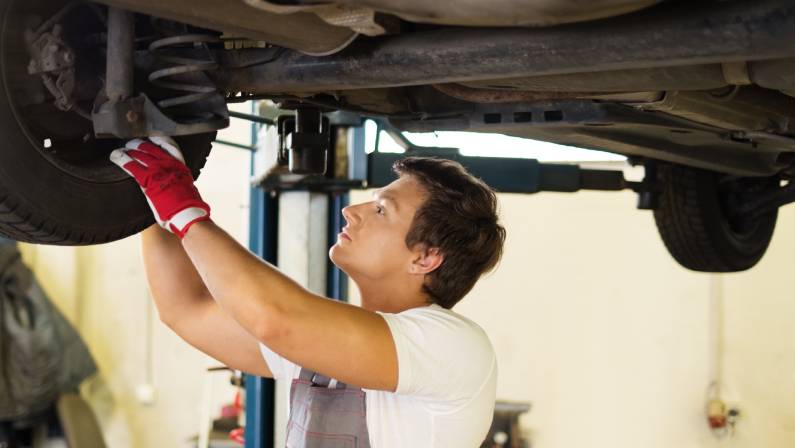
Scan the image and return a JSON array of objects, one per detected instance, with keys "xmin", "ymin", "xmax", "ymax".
[{"xmin": 455, "ymin": 189, "xmax": 714, "ymax": 448}]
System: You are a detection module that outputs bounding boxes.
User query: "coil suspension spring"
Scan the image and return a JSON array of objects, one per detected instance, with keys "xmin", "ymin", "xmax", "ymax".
[{"xmin": 148, "ymin": 33, "xmax": 223, "ymax": 123}]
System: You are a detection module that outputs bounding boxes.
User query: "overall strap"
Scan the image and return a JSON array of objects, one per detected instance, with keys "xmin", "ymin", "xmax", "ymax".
[{"xmin": 298, "ymin": 368, "xmax": 348, "ymax": 389}]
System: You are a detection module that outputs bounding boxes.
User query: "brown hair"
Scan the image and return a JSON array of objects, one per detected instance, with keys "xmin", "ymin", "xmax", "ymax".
[{"xmin": 393, "ymin": 157, "xmax": 506, "ymax": 309}]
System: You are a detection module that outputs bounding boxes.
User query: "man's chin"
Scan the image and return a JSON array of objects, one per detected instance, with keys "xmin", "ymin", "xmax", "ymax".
[{"xmin": 328, "ymin": 245, "xmax": 348, "ymax": 271}]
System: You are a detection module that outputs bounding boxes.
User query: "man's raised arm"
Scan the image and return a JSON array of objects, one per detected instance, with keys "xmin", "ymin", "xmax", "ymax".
[
  {"xmin": 141, "ymin": 224, "xmax": 210, "ymax": 322},
  {"xmin": 112, "ymin": 138, "xmax": 398, "ymax": 391},
  {"xmin": 139, "ymin": 213, "xmax": 272, "ymax": 377}
]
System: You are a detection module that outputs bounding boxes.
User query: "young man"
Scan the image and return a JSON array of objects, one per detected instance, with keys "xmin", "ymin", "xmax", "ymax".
[{"xmin": 110, "ymin": 137, "xmax": 506, "ymax": 447}]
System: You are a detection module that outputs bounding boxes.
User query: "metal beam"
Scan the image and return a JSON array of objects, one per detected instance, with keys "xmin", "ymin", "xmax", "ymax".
[
  {"xmin": 367, "ymin": 151, "xmax": 634, "ymax": 194},
  {"xmin": 105, "ymin": 8, "xmax": 135, "ymax": 102},
  {"xmin": 228, "ymin": 111, "xmax": 275, "ymax": 126},
  {"xmin": 218, "ymin": 0, "xmax": 795, "ymax": 92}
]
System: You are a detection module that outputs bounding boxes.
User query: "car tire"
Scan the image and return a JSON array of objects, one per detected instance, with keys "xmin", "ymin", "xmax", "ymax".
[
  {"xmin": 653, "ymin": 163, "xmax": 778, "ymax": 272},
  {"xmin": 0, "ymin": 132, "xmax": 214, "ymax": 246},
  {"xmin": 0, "ymin": 0, "xmax": 215, "ymax": 245}
]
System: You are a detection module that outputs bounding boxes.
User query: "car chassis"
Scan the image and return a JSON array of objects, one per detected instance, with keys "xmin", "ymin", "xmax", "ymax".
[{"xmin": 5, "ymin": 0, "xmax": 795, "ymax": 271}]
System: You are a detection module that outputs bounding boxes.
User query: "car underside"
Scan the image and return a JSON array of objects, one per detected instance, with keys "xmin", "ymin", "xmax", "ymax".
[{"xmin": 1, "ymin": 0, "xmax": 795, "ymax": 272}]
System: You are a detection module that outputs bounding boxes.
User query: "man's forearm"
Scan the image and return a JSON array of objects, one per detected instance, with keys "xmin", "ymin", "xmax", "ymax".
[
  {"xmin": 179, "ymin": 220, "xmax": 399, "ymax": 390},
  {"xmin": 180, "ymin": 220, "xmax": 312, "ymax": 340},
  {"xmin": 112, "ymin": 138, "xmax": 397, "ymax": 390},
  {"xmin": 141, "ymin": 224, "xmax": 213, "ymax": 322}
]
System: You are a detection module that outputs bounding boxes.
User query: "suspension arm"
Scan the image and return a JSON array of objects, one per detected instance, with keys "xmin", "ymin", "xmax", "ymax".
[{"xmin": 737, "ymin": 182, "xmax": 795, "ymax": 221}]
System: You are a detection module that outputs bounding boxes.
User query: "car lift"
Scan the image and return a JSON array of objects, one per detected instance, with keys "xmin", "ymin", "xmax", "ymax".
[{"xmin": 224, "ymin": 105, "xmax": 655, "ymax": 448}]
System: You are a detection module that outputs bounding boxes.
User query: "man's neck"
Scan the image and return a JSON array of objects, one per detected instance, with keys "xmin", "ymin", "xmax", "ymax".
[{"xmin": 354, "ymin": 277, "xmax": 430, "ymax": 314}]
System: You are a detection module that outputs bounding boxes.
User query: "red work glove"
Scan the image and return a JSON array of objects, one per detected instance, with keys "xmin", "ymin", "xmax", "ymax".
[{"xmin": 110, "ymin": 137, "xmax": 210, "ymax": 239}]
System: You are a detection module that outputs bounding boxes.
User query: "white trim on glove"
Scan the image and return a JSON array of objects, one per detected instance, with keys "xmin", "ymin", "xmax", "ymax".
[
  {"xmin": 125, "ymin": 137, "xmax": 186, "ymax": 164},
  {"xmin": 170, "ymin": 207, "xmax": 210, "ymax": 232}
]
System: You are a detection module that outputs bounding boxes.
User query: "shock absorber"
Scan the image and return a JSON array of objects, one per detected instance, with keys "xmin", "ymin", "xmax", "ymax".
[
  {"xmin": 106, "ymin": 7, "xmax": 135, "ymax": 102},
  {"xmin": 148, "ymin": 33, "xmax": 224, "ymax": 124}
]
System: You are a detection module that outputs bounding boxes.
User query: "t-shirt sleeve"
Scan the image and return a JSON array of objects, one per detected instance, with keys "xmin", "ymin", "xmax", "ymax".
[
  {"xmin": 258, "ymin": 342, "xmax": 299, "ymax": 381},
  {"xmin": 378, "ymin": 307, "xmax": 496, "ymax": 407}
]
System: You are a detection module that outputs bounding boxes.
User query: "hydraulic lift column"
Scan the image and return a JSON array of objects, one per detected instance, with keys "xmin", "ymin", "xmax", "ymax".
[{"xmin": 245, "ymin": 109, "xmax": 360, "ymax": 448}]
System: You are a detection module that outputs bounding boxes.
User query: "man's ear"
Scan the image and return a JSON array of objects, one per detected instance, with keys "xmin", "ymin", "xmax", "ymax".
[{"xmin": 410, "ymin": 246, "xmax": 444, "ymax": 275}]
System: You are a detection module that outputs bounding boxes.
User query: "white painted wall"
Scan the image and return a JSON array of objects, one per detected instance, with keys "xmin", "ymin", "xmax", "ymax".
[{"xmin": 452, "ymin": 189, "xmax": 714, "ymax": 448}]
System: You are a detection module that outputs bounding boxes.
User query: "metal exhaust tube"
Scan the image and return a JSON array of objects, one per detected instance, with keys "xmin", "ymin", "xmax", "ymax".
[{"xmin": 216, "ymin": 0, "xmax": 795, "ymax": 93}]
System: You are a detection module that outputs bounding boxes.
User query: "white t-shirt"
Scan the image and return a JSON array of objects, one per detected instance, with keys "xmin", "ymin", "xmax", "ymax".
[{"xmin": 259, "ymin": 304, "xmax": 497, "ymax": 448}]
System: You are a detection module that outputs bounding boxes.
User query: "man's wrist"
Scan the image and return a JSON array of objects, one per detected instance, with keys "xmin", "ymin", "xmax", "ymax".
[
  {"xmin": 170, "ymin": 207, "xmax": 211, "ymax": 239},
  {"xmin": 179, "ymin": 217, "xmax": 214, "ymax": 244}
]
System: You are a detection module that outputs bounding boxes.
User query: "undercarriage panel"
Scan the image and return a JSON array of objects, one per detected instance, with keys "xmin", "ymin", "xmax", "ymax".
[
  {"xmin": 243, "ymin": 0, "xmax": 661, "ymax": 27},
  {"xmin": 92, "ymin": 0, "xmax": 357, "ymax": 55},
  {"xmin": 390, "ymin": 101, "xmax": 795, "ymax": 177}
]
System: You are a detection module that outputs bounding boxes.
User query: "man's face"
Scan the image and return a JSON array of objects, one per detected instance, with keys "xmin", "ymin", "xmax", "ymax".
[{"xmin": 329, "ymin": 175, "xmax": 427, "ymax": 280}]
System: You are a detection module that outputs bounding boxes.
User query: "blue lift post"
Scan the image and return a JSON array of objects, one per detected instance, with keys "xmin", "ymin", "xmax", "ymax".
[
  {"xmin": 326, "ymin": 192, "xmax": 349, "ymax": 301},
  {"xmin": 245, "ymin": 101, "xmax": 277, "ymax": 448},
  {"xmin": 245, "ymin": 187, "xmax": 278, "ymax": 448},
  {"xmin": 242, "ymin": 116, "xmax": 367, "ymax": 446}
]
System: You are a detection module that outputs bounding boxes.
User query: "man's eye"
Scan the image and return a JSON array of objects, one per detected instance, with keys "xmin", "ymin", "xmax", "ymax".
[{"xmin": 375, "ymin": 205, "xmax": 385, "ymax": 215}]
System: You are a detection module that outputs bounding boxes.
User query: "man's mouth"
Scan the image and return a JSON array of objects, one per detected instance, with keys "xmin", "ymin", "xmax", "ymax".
[{"xmin": 339, "ymin": 227, "xmax": 353, "ymax": 241}]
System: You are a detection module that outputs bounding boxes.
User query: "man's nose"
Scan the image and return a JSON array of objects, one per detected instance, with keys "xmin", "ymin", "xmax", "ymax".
[{"xmin": 341, "ymin": 204, "xmax": 357, "ymax": 225}]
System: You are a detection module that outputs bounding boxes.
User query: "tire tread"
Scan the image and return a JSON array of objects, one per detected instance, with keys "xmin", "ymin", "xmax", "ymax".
[
  {"xmin": 653, "ymin": 164, "xmax": 776, "ymax": 272},
  {"xmin": 0, "ymin": 135, "xmax": 214, "ymax": 245}
]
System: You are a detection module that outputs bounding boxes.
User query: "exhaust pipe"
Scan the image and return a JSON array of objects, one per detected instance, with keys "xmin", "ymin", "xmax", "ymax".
[{"xmin": 216, "ymin": 0, "xmax": 795, "ymax": 93}]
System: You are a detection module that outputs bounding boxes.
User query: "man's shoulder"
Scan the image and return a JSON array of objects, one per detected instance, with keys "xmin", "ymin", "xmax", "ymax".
[
  {"xmin": 383, "ymin": 305, "xmax": 495, "ymax": 359},
  {"xmin": 380, "ymin": 305, "xmax": 496, "ymax": 406},
  {"xmin": 400, "ymin": 304, "xmax": 488, "ymax": 330}
]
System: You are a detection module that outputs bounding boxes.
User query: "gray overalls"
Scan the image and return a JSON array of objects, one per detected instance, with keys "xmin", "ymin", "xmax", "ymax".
[{"xmin": 286, "ymin": 368, "xmax": 372, "ymax": 448}]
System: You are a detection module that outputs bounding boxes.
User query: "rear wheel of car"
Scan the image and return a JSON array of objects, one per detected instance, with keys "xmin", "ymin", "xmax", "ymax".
[
  {"xmin": 653, "ymin": 163, "xmax": 778, "ymax": 272},
  {"xmin": 0, "ymin": 0, "xmax": 214, "ymax": 245}
]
